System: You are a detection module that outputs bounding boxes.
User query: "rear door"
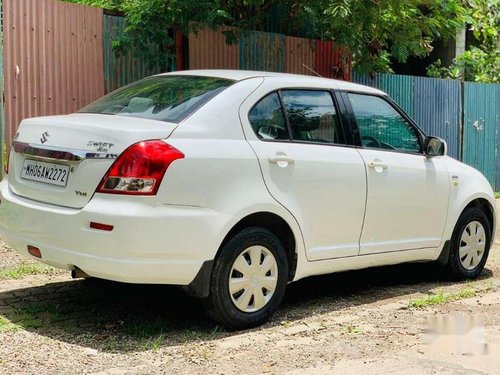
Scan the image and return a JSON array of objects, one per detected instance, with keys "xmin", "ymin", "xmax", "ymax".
[
  {"xmin": 240, "ymin": 82, "xmax": 367, "ymax": 261},
  {"xmin": 342, "ymin": 92, "xmax": 449, "ymax": 255}
]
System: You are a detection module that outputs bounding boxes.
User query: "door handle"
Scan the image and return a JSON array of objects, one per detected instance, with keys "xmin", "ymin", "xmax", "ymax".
[
  {"xmin": 269, "ymin": 156, "xmax": 295, "ymax": 164},
  {"xmin": 368, "ymin": 161, "xmax": 388, "ymax": 170},
  {"xmin": 269, "ymin": 154, "xmax": 295, "ymax": 167}
]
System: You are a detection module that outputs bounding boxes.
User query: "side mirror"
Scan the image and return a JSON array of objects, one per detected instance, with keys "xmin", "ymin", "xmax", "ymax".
[{"xmin": 424, "ymin": 136, "xmax": 447, "ymax": 157}]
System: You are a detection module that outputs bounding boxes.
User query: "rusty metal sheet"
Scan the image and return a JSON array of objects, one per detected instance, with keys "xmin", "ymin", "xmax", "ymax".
[
  {"xmin": 188, "ymin": 26, "xmax": 239, "ymax": 70},
  {"xmin": 239, "ymin": 31, "xmax": 285, "ymax": 72},
  {"xmin": 3, "ymin": 0, "xmax": 104, "ymax": 148},
  {"xmin": 284, "ymin": 36, "xmax": 315, "ymax": 75},
  {"xmin": 314, "ymin": 41, "xmax": 352, "ymax": 81}
]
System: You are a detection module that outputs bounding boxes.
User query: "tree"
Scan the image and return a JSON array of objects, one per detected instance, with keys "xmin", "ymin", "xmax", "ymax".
[
  {"xmin": 427, "ymin": 0, "xmax": 499, "ymax": 83},
  {"xmin": 67, "ymin": 0, "xmax": 468, "ymax": 74}
]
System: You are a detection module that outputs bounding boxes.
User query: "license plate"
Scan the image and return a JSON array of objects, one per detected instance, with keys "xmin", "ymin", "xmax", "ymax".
[{"xmin": 21, "ymin": 159, "xmax": 70, "ymax": 187}]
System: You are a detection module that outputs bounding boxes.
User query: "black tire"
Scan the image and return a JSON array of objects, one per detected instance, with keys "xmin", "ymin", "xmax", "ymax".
[
  {"xmin": 447, "ymin": 206, "xmax": 492, "ymax": 280},
  {"xmin": 203, "ymin": 227, "xmax": 289, "ymax": 330}
]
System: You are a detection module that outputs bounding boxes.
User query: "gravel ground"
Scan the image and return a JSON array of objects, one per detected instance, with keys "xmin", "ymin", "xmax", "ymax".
[
  {"xmin": 0, "ymin": 242, "xmax": 32, "ymax": 270},
  {"xmin": 1, "ymin": 211, "xmax": 500, "ymax": 374}
]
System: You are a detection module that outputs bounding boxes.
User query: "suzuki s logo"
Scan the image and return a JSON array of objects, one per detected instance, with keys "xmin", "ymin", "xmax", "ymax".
[{"xmin": 40, "ymin": 131, "xmax": 50, "ymax": 144}]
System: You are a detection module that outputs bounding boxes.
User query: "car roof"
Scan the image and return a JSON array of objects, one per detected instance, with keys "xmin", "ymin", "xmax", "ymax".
[{"xmin": 159, "ymin": 69, "xmax": 385, "ymax": 95}]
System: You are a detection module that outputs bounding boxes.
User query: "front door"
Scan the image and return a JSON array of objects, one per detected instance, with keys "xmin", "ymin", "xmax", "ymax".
[{"xmin": 345, "ymin": 92, "xmax": 449, "ymax": 255}]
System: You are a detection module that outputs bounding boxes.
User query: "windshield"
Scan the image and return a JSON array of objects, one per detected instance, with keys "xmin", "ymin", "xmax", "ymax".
[{"xmin": 79, "ymin": 75, "xmax": 234, "ymax": 123}]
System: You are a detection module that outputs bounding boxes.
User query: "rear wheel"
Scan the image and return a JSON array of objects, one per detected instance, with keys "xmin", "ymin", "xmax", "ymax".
[
  {"xmin": 203, "ymin": 227, "xmax": 288, "ymax": 330},
  {"xmin": 447, "ymin": 207, "xmax": 492, "ymax": 279}
]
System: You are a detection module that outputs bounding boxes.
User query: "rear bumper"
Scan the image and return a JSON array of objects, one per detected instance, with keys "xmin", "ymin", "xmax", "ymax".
[{"xmin": 0, "ymin": 179, "xmax": 229, "ymax": 285}]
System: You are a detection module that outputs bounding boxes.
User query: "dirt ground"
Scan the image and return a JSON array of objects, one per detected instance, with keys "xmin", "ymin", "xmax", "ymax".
[{"xmin": 1, "ymin": 207, "xmax": 500, "ymax": 374}]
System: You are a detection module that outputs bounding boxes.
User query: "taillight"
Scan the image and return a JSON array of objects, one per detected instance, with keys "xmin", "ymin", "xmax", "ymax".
[{"xmin": 96, "ymin": 140, "xmax": 184, "ymax": 195}]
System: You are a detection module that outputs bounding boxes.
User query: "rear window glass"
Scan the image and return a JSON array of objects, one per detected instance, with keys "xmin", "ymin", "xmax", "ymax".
[{"xmin": 79, "ymin": 76, "xmax": 234, "ymax": 123}]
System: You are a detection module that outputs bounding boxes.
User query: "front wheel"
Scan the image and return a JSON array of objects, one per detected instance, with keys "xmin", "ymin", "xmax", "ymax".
[
  {"xmin": 447, "ymin": 206, "xmax": 492, "ymax": 279},
  {"xmin": 203, "ymin": 227, "xmax": 289, "ymax": 330}
]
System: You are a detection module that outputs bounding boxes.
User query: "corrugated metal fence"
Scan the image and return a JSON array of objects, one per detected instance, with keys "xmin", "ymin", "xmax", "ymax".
[
  {"xmin": 3, "ymin": 0, "xmax": 104, "ymax": 151},
  {"xmin": 189, "ymin": 26, "xmax": 239, "ymax": 70},
  {"xmin": 189, "ymin": 27, "xmax": 352, "ymax": 81},
  {"xmin": 103, "ymin": 14, "xmax": 161, "ymax": 93},
  {"xmin": 353, "ymin": 73, "xmax": 462, "ymax": 159},
  {"xmin": 0, "ymin": 0, "xmax": 5, "ymax": 174},
  {"xmin": 462, "ymin": 82, "xmax": 499, "ymax": 186},
  {"xmin": 496, "ymin": 86, "xmax": 500, "ymax": 190},
  {"xmin": 413, "ymin": 77, "xmax": 462, "ymax": 160},
  {"xmin": 354, "ymin": 73, "xmax": 500, "ymax": 188}
]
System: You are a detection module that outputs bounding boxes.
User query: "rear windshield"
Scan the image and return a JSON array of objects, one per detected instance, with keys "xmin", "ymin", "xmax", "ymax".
[{"xmin": 79, "ymin": 75, "xmax": 234, "ymax": 123}]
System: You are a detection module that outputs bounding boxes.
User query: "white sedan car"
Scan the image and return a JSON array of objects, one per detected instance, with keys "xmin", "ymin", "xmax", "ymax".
[{"xmin": 0, "ymin": 70, "xmax": 495, "ymax": 329}]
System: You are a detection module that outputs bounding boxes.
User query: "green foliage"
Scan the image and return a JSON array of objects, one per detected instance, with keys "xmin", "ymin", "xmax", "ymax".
[
  {"xmin": 408, "ymin": 288, "xmax": 476, "ymax": 308},
  {"xmin": 65, "ymin": 0, "xmax": 124, "ymax": 9},
  {"xmin": 0, "ymin": 263, "xmax": 56, "ymax": 280},
  {"xmin": 426, "ymin": 59, "xmax": 461, "ymax": 79},
  {"xmin": 427, "ymin": 0, "xmax": 500, "ymax": 83},
  {"xmin": 66, "ymin": 0, "xmax": 469, "ymax": 74},
  {"xmin": 319, "ymin": 0, "xmax": 467, "ymax": 74},
  {"xmin": 0, "ymin": 315, "xmax": 18, "ymax": 332}
]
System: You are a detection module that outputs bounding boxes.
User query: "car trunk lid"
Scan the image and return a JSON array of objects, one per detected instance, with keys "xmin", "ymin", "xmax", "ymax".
[{"xmin": 8, "ymin": 113, "xmax": 177, "ymax": 208}]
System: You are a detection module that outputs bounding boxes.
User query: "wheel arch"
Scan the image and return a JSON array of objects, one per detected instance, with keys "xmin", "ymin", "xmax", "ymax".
[
  {"xmin": 217, "ymin": 211, "xmax": 298, "ymax": 282},
  {"xmin": 185, "ymin": 211, "xmax": 300, "ymax": 298},
  {"xmin": 462, "ymin": 198, "xmax": 495, "ymax": 240},
  {"xmin": 437, "ymin": 196, "xmax": 496, "ymax": 265}
]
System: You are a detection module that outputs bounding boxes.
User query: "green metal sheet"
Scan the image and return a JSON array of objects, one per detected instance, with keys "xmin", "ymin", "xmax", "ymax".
[
  {"xmin": 462, "ymin": 82, "xmax": 498, "ymax": 187},
  {"xmin": 239, "ymin": 31, "xmax": 285, "ymax": 72},
  {"xmin": 352, "ymin": 73, "xmax": 414, "ymax": 117},
  {"xmin": 352, "ymin": 72, "xmax": 379, "ymax": 88},
  {"xmin": 103, "ymin": 14, "xmax": 162, "ymax": 93},
  {"xmin": 413, "ymin": 77, "xmax": 461, "ymax": 159},
  {"xmin": 378, "ymin": 73, "xmax": 415, "ymax": 118},
  {"xmin": 495, "ymin": 85, "xmax": 500, "ymax": 190}
]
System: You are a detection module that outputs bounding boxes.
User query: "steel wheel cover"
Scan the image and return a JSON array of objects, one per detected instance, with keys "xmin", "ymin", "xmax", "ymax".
[
  {"xmin": 459, "ymin": 221, "xmax": 486, "ymax": 270},
  {"xmin": 228, "ymin": 246, "xmax": 278, "ymax": 313}
]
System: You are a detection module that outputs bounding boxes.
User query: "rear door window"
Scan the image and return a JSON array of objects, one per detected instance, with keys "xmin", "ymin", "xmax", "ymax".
[{"xmin": 281, "ymin": 90, "xmax": 344, "ymax": 144}]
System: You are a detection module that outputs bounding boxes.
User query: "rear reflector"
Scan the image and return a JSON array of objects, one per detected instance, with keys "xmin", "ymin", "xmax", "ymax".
[
  {"xmin": 90, "ymin": 222, "xmax": 114, "ymax": 231},
  {"xmin": 96, "ymin": 140, "xmax": 184, "ymax": 196},
  {"xmin": 27, "ymin": 245, "xmax": 42, "ymax": 258}
]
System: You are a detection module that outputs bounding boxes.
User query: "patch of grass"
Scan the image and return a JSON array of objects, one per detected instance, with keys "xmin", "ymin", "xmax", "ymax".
[
  {"xmin": 192, "ymin": 345, "xmax": 212, "ymax": 360},
  {"xmin": 343, "ymin": 325, "xmax": 361, "ymax": 334},
  {"xmin": 495, "ymin": 192, "xmax": 500, "ymax": 199},
  {"xmin": 0, "ymin": 315, "xmax": 19, "ymax": 332},
  {"xmin": 409, "ymin": 288, "xmax": 476, "ymax": 309},
  {"xmin": 142, "ymin": 334, "xmax": 165, "ymax": 351},
  {"xmin": 0, "ymin": 263, "xmax": 55, "ymax": 280},
  {"xmin": 16, "ymin": 315, "xmax": 43, "ymax": 329},
  {"xmin": 101, "ymin": 336, "xmax": 124, "ymax": 352},
  {"xmin": 3, "ymin": 301, "xmax": 75, "ymax": 333},
  {"xmin": 124, "ymin": 317, "xmax": 173, "ymax": 339}
]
